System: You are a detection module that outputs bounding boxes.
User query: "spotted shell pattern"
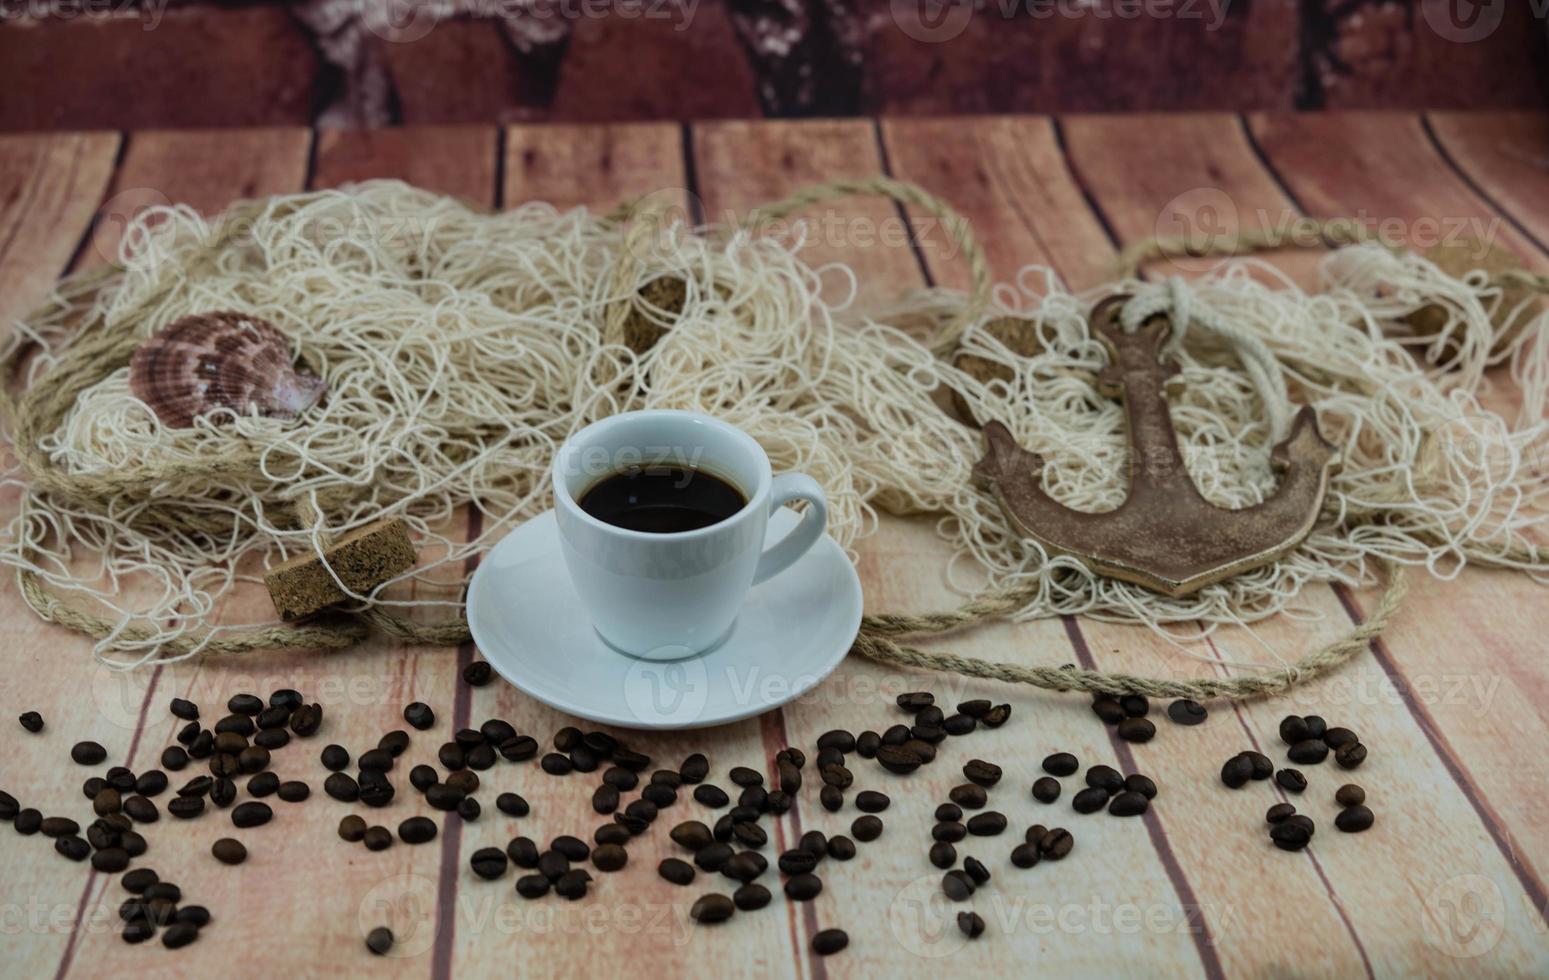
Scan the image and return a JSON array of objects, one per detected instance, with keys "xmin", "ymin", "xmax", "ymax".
[{"xmin": 128, "ymin": 312, "xmax": 326, "ymax": 428}]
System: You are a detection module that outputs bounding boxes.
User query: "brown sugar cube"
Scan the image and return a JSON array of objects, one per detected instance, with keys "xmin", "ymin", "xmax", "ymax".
[{"xmin": 265, "ymin": 518, "xmax": 417, "ymax": 620}]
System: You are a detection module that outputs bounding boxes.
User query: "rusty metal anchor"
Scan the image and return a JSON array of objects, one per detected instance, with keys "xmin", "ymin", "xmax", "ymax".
[{"xmin": 972, "ymin": 295, "xmax": 1340, "ymax": 597}]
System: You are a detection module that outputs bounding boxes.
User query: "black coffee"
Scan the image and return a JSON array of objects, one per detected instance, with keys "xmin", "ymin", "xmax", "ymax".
[{"xmin": 578, "ymin": 465, "xmax": 745, "ymax": 533}]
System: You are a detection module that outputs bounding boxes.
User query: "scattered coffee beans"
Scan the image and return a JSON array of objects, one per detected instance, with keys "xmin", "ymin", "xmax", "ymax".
[
  {"xmin": 1275, "ymin": 769, "xmax": 1307, "ymax": 793},
  {"xmin": 211, "ymin": 838, "xmax": 247, "ymax": 865},
  {"xmin": 462, "ymin": 661, "xmax": 493, "ymax": 687},
  {"xmin": 812, "ymin": 929, "xmax": 848, "ymax": 955},
  {"xmin": 1042, "ymin": 752, "xmax": 1079, "ymax": 777},
  {"xmin": 963, "ymin": 759, "xmax": 1002, "ymax": 786},
  {"xmin": 734, "ymin": 883, "xmax": 771, "ymax": 911},
  {"xmin": 366, "ymin": 926, "xmax": 394, "ymax": 955},
  {"xmin": 659, "ymin": 858, "xmax": 696, "ymax": 885},
  {"xmin": 1266, "ymin": 803, "xmax": 1296, "ymax": 824},
  {"xmin": 1335, "ymin": 784, "xmax": 1365, "ymax": 807},
  {"xmin": 19, "ymin": 711, "xmax": 43, "ymax": 733},
  {"xmin": 398, "ymin": 816, "xmax": 437, "ymax": 844},
  {"xmin": 851, "ymin": 815, "xmax": 883, "ymax": 842},
  {"xmin": 1167, "ymin": 699, "xmax": 1208, "ymax": 725},
  {"xmin": 958, "ymin": 911, "xmax": 986, "ymax": 938},
  {"xmin": 1335, "ymin": 804, "xmax": 1374, "ymax": 833},
  {"xmin": 691, "ymin": 893, "xmax": 734, "ymax": 923},
  {"xmin": 471, "ymin": 847, "xmax": 509, "ymax": 879},
  {"xmin": 339, "ymin": 815, "xmax": 367, "ymax": 842},
  {"xmin": 71, "ymin": 742, "xmax": 107, "ymax": 766},
  {"xmin": 784, "ymin": 873, "xmax": 823, "ymax": 901}
]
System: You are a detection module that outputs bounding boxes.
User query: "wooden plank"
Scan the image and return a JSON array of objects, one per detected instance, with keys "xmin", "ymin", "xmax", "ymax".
[
  {"xmin": 1065, "ymin": 110, "xmax": 1549, "ymax": 973},
  {"xmin": 82, "ymin": 128, "xmax": 311, "ymax": 269},
  {"xmin": 692, "ymin": 117, "xmax": 1212, "ymax": 975},
  {"xmin": 1425, "ymin": 111, "xmax": 1549, "ymax": 253},
  {"xmin": 505, "ymin": 123, "xmax": 688, "ymax": 213},
  {"xmin": 0, "ymin": 132, "xmax": 119, "ymax": 328},
  {"xmin": 314, "ymin": 127, "xmax": 499, "ymax": 203},
  {"xmin": 879, "ymin": 116, "xmax": 1115, "ymax": 293}
]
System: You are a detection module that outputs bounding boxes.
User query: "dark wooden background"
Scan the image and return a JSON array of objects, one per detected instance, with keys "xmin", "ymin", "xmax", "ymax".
[{"xmin": 0, "ymin": 0, "xmax": 1545, "ymax": 132}]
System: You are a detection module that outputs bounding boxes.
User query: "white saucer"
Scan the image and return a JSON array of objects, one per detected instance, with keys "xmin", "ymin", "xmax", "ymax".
[{"xmin": 466, "ymin": 508, "xmax": 863, "ymax": 729}]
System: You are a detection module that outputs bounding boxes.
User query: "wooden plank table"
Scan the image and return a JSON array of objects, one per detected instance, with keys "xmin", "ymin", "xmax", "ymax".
[{"xmin": 0, "ymin": 112, "xmax": 1545, "ymax": 977}]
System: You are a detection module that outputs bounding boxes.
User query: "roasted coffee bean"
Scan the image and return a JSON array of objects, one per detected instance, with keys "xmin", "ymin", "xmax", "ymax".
[
  {"xmin": 161, "ymin": 746, "xmax": 189, "ymax": 772},
  {"xmin": 935, "ymin": 802, "xmax": 963, "ymax": 822},
  {"xmin": 1243, "ymin": 752, "xmax": 1273, "ymax": 780},
  {"xmin": 614, "ymin": 811, "xmax": 649, "ymax": 836},
  {"xmin": 984, "ymin": 703, "xmax": 1012, "ymax": 728},
  {"xmin": 580, "ymin": 731, "xmax": 616, "ymax": 758},
  {"xmin": 357, "ymin": 775, "xmax": 393, "ymax": 808},
  {"xmin": 1010, "ymin": 842, "xmax": 1041, "ymax": 868},
  {"xmin": 426, "ymin": 784, "xmax": 464, "ymax": 811},
  {"xmin": 491, "ymin": 734, "xmax": 533, "ymax": 762},
  {"xmin": 851, "ymin": 731, "xmax": 881, "ymax": 759},
  {"xmin": 15, "ymin": 808, "xmax": 41, "ymax": 833},
  {"xmin": 963, "ymin": 759, "xmax": 1002, "ymax": 787},
  {"xmin": 693, "ymin": 783, "xmax": 730, "ymax": 808},
  {"xmin": 270, "ymin": 689, "xmax": 303, "ymax": 710},
  {"xmin": 123, "ymin": 796, "xmax": 158, "ymax": 823},
  {"xmin": 1335, "ymin": 804, "xmax": 1374, "ymax": 833},
  {"xmin": 1034, "ymin": 823, "xmax": 1071, "ymax": 854},
  {"xmin": 40, "ymin": 816, "xmax": 79, "ymax": 838},
  {"xmin": 0, "ymin": 790, "xmax": 18, "ymax": 820},
  {"xmin": 691, "ymin": 892, "xmax": 735, "ymax": 924},
  {"xmin": 625, "ymin": 799, "xmax": 658, "ymax": 825},
  {"xmin": 591, "ymin": 843, "xmax": 627, "ymax": 872},
  {"xmin": 677, "ymin": 752, "xmax": 709, "ymax": 784},
  {"xmin": 466, "ymin": 744, "xmax": 497, "ymax": 771},
  {"xmin": 213, "ymin": 730, "xmax": 247, "ymax": 755},
  {"xmin": 966, "ymin": 811, "xmax": 1007, "ymax": 836},
  {"xmin": 533, "ymin": 849, "xmax": 568, "ymax": 882},
  {"xmin": 211, "ymin": 836, "xmax": 248, "ymax": 864},
  {"xmin": 277, "ymin": 781, "xmax": 309, "ymax": 803},
  {"xmin": 366, "ymin": 926, "xmax": 394, "ymax": 955},
  {"xmin": 121, "ymin": 831, "xmax": 147, "ymax": 857},
  {"xmin": 208, "ymin": 754, "xmax": 239, "ymax": 779},
  {"xmin": 539, "ymin": 753, "xmax": 572, "ymax": 776},
  {"xmin": 170, "ymin": 698, "xmax": 199, "ymax": 721},
  {"xmin": 338, "ymin": 815, "xmax": 367, "ymax": 842},
  {"xmin": 911, "ymin": 724, "xmax": 947, "ymax": 744},
  {"xmin": 1335, "ymin": 742, "xmax": 1367, "ymax": 770},
  {"xmin": 257, "ymin": 705, "xmax": 291, "ymax": 731},
  {"xmin": 815, "ymin": 747, "xmax": 845, "ymax": 769},
  {"xmin": 611, "ymin": 748, "xmax": 653, "ymax": 775},
  {"xmin": 1072, "ymin": 787, "xmax": 1109, "ymax": 813},
  {"xmin": 942, "ymin": 713, "xmax": 977, "ymax": 737},
  {"xmin": 669, "ymin": 819, "xmax": 713, "ymax": 851},
  {"xmin": 1117, "ymin": 717, "xmax": 1156, "ymax": 743},
  {"xmin": 784, "ymin": 873, "xmax": 823, "ymax": 901},
  {"xmin": 600, "ymin": 768, "xmax": 640, "ymax": 793},
  {"xmin": 881, "ymin": 724, "xmax": 910, "ymax": 746},
  {"xmin": 819, "ymin": 785, "xmax": 844, "ymax": 812},
  {"xmin": 494, "ymin": 836, "xmax": 535, "ymax": 869},
  {"xmin": 548, "ymin": 835, "xmax": 587, "ymax": 862},
  {"xmin": 852, "ymin": 790, "xmax": 889, "ymax": 813},
  {"xmin": 1279, "ymin": 715, "xmax": 1311, "ymax": 744},
  {"xmin": 362, "ymin": 826, "xmax": 393, "ymax": 851},
  {"xmin": 1270, "ymin": 820, "xmax": 1312, "ymax": 851},
  {"xmin": 71, "ymin": 741, "xmax": 107, "ymax": 766},
  {"xmin": 655, "ymin": 856, "xmax": 696, "ymax": 886},
  {"xmin": 93, "ymin": 788, "xmax": 123, "ymax": 817},
  {"xmin": 818, "ymin": 764, "xmax": 853, "ymax": 791},
  {"xmin": 963, "ymin": 855, "xmax": 991, "ymax": 885},
  {"xmin": 82, "ymin": 777, "xmax": 106, "ymax": 800},
  {"xmin": 1335, "ymin": 784, "xmax": 1365, "ymax": 807},
  {"xmin": 122, "ymin": 868, "xmax": 158, "ymax": 893},
  {"xmin": 144, "ymin": 882, "xmax": 181, "ymax": 904},
  {"xmin": 515, "ymin": 874, "xmax": 550, "ymax": 899},
  {"xmin": 584, "ymin": 784, "xmax": 617, "ymax": 814},
  {"xmin": 1022, "ymin": 770, "xmax": 1059, "ymax": 805},
  {"xmin": 733, "ymin": 822, "xmax": 767, "ymax": 849},
  {"xmin": 175, "ymin": 905, "xmax": 211, "ymax": 928},
  {"xmin": 445, "ymin": 770, "xmax": 479, "ymax": 795},
  {"xmin": 457, "ymin": 797, "xmax": 481, "ymax": 821},
  {"xmin": 1038, "ymin": 752, "xmax": 1077, "ymax": 778},
  {"xmin": 876, "ymin": 745, "xmax": 923, "ymax": 774},
  {"xmin": 1123, "ymin": 774, "xmax": 1157, "ymax": 799},
  {"xmin": 168, "ymin": 797, "xmax": 205, "ymax": 820},
  {"xmin": 1086, "ymin": 765, "xmax": 1123, "ymax": 795},
  {"xmin": 400, "ymin": 766, "xmax": 434, "ymax": 794},
  {"xmin": 106, "ymin": 767, "xmax": 136, "ymax": 792},
  {"xmin": 18, "ymin": 710, "xmax": 44, "ymax": 734},
  {"xmin": 56, "ymin": 836, "xmax": 91, "ymax": 861},
  {"xmin": 1323, "ymin": 726, "xmax": 1359, "ymax": 749},
  {"xmin": 957, "ymin": 911, "xmax": 986, "ymax": 939},
  {"xmin": 915, "ymin": 705, "xmax": 945, "ymax": 728},
  {"xmin": 949, "ymin": 783, "xmax": 987, "ymax": 809},
  {"xmin": 175, "ymin": 722, "xmax": 199, "ymax": 745},
  {"xmin": 1220, "ymin": 755, "xmax": 1253, "ymax": 789},
  {"xmin": 1275, "ymin": 769, "xmax": 1308, "ymax": 793},
  {"xmin": 778, "ymin": 848, "xmax": 819, "ymax": 876},
  {"xmin": 1119, "ymin": 694, "xmax": 1150, "ymax": 717},
  {"xmin": 133, "ymin": 770, "xmax": 167, "ymax": 797},
  {"xmin": 1288, "ymin": 740, "xmax": 1330, "ymax": 765},
  {"xmin": 941, "ymin": 869, "xmax": 975, "ymax": 901},
  {"xmin": 724, "ymin": 883, "xmax": 767, "ymax": 912},
  {"xmin": 1167, "ymin": 699, "xmax": 1208, "ymax": 725},
  {"xmin": 1091, "ymin": 697, "xmax": 1126, "ymax": 725},
  {"xmin": 933, "ymin": 821, "xmax": 967, "ymax": 843},
  {"xmin": 228, "ymin": 693, "xmax": 264, "ymax": 716},
  {"xmin": 738, "ymin": 786, "xmax": 768, "ymax": 811},
  {"xmin": 588, "ymin": 826, "xmax": 627, "ymax": 849},
  {"xmin": 215, "ymin": 715, "xmax": 254, "ymax": 739},
  {"xmin": 231, "ymin": 802, "xmax": 271, "ymax": 828},
  {"xmin": 721, "ymin": 851, "xmax": 767, "ymax": 883},
  {"xmin": 927, "ymin": 840, "xmax": 957, "ymax": 869},
  {"xmin": 462, "ymin": 660, "xmax": 492, "ymax": 687},
  {"xmin": 822, "ymin": 835, "xmax": 853, "ymax": 862},
  {"xmin": 162, "ymin": 923, "xmax": 200, "ymax": 949},
  {"xmin": 1303, "ymin": 715, "xmax": 1327, "ymax": 739},
  {"xmin": 289, "ymin": 704, "xmax": 323, "ymax": 737},
  {"xmin": 188, "ymin": 731, "xmax": 214, "ymax": 759},
  {"xmin": 694, "ymin": 842, "xmax": 734, "ymax": 872},
  {"xmin": 121, "ymin": 919, "xmax": 156, "ymax": 944},
  {"xmin": 897, "ymin": 691, "xmax": 934, "ymax": 712},
  {"xmin": 475, "ymin": 720, "xmax": 514, "ymax": 748},
  {"xmin": 812, "ymin": 929, "xmax": 848, "ymax": 955},
  {"xmin": 471, "ymin": 847, "xmax": 509, "ymax": 879},
  {"xmin": 851, "ymin": 815, "xmax": 883, "ymax": 842},
  {"xmin": 324, "ymin": 772, "xmax": 360, "ymax": 802},
  {"xmin": 1109, "ymin": 791, "xmax": 1149, "ymax": 817},
  {"xmin": 553, "ymin": 727, "xmax": 582, "ymax": 752},
  {"xmin": 399, "ymin": 816, "xmax": 437, "ymax": 844},
  {"xmin": 237, "ymin": 746, "xmax": 271, "ymax": 775},
  {"xmin": 1266, "ymin": 803, "xmax": 1297, "ymax": 824}
]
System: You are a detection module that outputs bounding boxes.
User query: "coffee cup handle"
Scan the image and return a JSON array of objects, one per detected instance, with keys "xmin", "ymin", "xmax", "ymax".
[{"xmin": 751, "ymin": 473, "xmax": 828, "ymax": 587}]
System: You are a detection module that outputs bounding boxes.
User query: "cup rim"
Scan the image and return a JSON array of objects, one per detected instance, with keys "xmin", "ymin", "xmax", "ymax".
[{"xmin": 552, "ymin": 410, "xmax": 772, "ymax": 542}]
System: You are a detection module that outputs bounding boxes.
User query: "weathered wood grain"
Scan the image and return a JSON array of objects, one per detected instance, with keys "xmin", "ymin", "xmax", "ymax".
[
  {"xmin": 315, "ymin": 127, "xmax": 499, "ymax": 204},
  {"xmin": 1067, "ymin": 111, "xmax": 1549, "ymax": 973},
  {"xmin": 1426, "ymin": 112, "xmax": 1549, "ymax": 253}
]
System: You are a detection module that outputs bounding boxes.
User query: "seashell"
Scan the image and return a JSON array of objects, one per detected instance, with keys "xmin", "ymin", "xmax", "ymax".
[{"xmin": 128, "ymin": 311, "xmax": 326, "ymax": 428}]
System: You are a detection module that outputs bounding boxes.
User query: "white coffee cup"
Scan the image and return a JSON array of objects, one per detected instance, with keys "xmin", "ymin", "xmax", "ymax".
[{"xmin": 552, "ymin": 410, "xmax": 829, "ymax": 661}]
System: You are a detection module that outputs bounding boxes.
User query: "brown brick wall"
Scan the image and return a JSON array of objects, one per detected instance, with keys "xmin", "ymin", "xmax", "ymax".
[{"xmin": 0, "ymin": 0, "xmax": 1542, "ymax": 131}]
